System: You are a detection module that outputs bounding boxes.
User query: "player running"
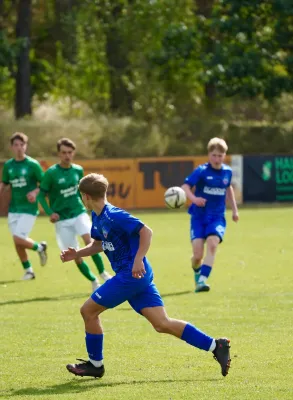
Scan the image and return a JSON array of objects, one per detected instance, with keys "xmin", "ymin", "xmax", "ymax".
[
  {"xmin": 0, "ymin": 132, "xmax": 47, "ymax": 280},
  {"xmin": 61, "ymin": 173, "xmax": 231, "ymax": 378},
  {"xmin": 37, "ymin": 138, "xmax": 111, "ymax": 291},
  {"xmin": 182, "ymin": 137, "xmax": 239, "ymax": 293}
]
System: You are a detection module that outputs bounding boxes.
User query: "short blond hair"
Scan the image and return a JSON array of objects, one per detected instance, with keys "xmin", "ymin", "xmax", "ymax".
[
  {"xmin": 207, "ymin": 137, "xmax": 228, "ymax": 153},
  {"xmin": 79, "ymin": 173, "xmax": 108, "ymax": 200}
]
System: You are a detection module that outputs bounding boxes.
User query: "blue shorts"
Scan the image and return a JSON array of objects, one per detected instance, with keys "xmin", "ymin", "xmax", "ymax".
[
  {"xmin": 190, "ymin": 215, "xmax": 226, "ymax": 242},
  {"xmin": 91, "ymin": 271, "xmax": 164, "ymax": 314}
]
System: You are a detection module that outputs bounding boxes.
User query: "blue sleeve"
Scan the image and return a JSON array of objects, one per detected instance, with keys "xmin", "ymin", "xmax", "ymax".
[
  {"xmin": 91, "ymin": 212, "xmax": 103, "ymax": 240},
  {"xmin": 229, "ymin": 170, "xmax": 233, "ymax": 186},
  {"xmin": 184, "ymin": 166, "xmax": 203, "ymax": 188},
  {"xmin": 114, "ymin": 210, "xmax": 144, "ymax": 236}
]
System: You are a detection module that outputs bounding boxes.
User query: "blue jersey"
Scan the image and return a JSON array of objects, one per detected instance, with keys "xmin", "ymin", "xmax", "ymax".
[
  {"xmin": 184, "ymin": 163, "xmax": 232, "ymax": 218},
  {"xmin": 91, "ymin": 203, "xmax": 146, "ymax": 274}
]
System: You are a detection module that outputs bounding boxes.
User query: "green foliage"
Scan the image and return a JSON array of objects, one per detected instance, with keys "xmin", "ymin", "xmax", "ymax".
[{"xmin": 1, "ymin": 0, "xmax": 293, "ymax": 155}]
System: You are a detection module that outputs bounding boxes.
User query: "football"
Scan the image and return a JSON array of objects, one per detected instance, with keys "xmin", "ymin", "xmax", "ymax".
[{"xmin": 164, "ymin": 186, "xmax": 187, "ymax": 209}]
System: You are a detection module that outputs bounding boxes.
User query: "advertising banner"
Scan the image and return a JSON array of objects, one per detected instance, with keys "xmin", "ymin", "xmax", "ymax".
[
  {"xmin": 41, "ymin": 159, "xmax": 136, "ymax": 209},
  {"xmin": 231, "ymin": 155, "xmax": 243, "ymax": 204},
  {"xmin": 243, "ymin": 155, "xmax": 293, "ymax": 202},
  {"xmin": 0, "ymin": 154, "xmax": 241, "ymax": 215}
]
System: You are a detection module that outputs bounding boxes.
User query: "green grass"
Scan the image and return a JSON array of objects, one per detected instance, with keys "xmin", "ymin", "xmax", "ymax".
[{"xmin": 0, "ymin": 208, "xmax": 293, "ymax": 400}]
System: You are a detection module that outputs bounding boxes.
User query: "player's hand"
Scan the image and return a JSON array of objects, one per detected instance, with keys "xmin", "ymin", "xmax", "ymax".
[
  {"xmin": 194, "ymin": 197, "xmax": 207, "ymax": 207},
  {"xmin": 26, "ymin": 189, "xmax": 38, "ymax": 203},
  {"xmin": 232, "ymin": 212, "xmax": 239, "ymax": 222},
  {"xmin": 132, "ymin": 258, "xmax": 146, "ymax": 279},
  {"xmin": 60, "ymin": 247, "xmax": 77, "ymax": 262},
  {"xmin": 50, "ymin": 213, "xmax": 60, "ymax": 223}
]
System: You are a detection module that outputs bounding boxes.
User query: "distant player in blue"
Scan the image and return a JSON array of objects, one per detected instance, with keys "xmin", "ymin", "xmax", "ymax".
[
  {"xmin": 182, "ymin": 138, "xmax": 239, "ymax": 293},
  {"xmin": 61, "ymin": 173, "xmax": 231, "ymax": 378}
]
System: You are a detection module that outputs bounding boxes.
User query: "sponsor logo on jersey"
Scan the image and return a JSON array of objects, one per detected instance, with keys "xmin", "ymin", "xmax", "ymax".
[
  {"xmin": 58, "ymin": 177, "xmax": 66, "ymax": 184},
  {"xmin": 102, "ymin": 241, "xmax": 115, "ymax": 251},
  {"xmin": 10, "ymin": 177, "xmax": 27, "ymax": 188},
  {"xmin": 206, "ymin": 176, "xmax": 213, "ymax": 180},
  {"xmin": 60, "ymin": 185, "xmax": 78, "ymax": 197},
  {"xmin": 203, "ymin": 186, "xmax": 226, "ymax": 196}
]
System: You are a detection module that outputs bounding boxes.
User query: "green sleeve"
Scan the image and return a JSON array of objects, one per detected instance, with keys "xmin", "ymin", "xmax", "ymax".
[
  {"xmin": 79, "ymin": 167, "xmax": 84, "ymax": 180},
  {"xmin": 34, "ymin": 161, "xmax": 44, "ymax": 183},
  {"xmin": 1, "ymin": 163, "xmax": 9, "ymax": 184},
  {"xmin": 40, "ymin": 170, "xmax": 52, "ymax": 192},
  {"xmin": 37, "ymin": 190, "xmax": 54, "ymax": 216},
  {"xmin": 38, "ymin": 170, "xmax": 53, "ymax": 216}
]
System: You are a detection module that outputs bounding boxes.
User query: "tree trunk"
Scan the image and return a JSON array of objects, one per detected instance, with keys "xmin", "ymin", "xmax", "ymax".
[
  {"xmin": 15, "ymin": 0, "xmax": 32, "ymax": 119},
  {"xmin": 104, "ymin": 4, "xmax": 133, "ymax": 115}
]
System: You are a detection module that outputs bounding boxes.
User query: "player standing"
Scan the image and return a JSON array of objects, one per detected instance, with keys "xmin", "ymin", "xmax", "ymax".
[
  {"xmin": 0, "ymin": 132, "xmax": 47, "ymax": 280},
  {"xmin": 37, "ymin": 138, "xmax": 111, "ymax": 291},
  {"xmin": 61, "ymin": 173, "xmax": 231, "ymax": 378},
  {"xmin": 182, "ymin": 137, "xmax": 239, "ymax": 293}
]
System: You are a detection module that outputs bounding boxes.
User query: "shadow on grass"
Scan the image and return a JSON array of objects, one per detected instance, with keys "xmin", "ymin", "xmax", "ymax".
[
  {"xmin": 2, "ymin": 377, "xmax": 221, "ymax": 397},
  {"xmin": 0, "ymin": 280, "xmax": 19, "ymax": 285},
  {"xmin": 0, "ymin": 290, "xmax": 191, "ymax": 307},
  {"xmin": 0, "ymin": 293, "xmax": 88, "ymax": 306}
]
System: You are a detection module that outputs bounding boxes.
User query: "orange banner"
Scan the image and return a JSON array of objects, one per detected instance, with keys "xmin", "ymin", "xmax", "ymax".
[
  {"xmin": 41, "ymin": 158, "xmax": 136, "ymax": 209},
  {"xmin": 135, "ymin": 156, "xmax": 231, "ymax": 208},
  {"xmin": 0, "ymin": 155, "xmax": 234, "ymax": 215}
]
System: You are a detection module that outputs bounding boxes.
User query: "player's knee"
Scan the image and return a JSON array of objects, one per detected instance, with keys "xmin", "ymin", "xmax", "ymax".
[
  {"xmin": 80, "ymin": 304, "xmax": 92, "ymax": 321},
  {"xmin": 13, "ymin": 236, "xmax": 24, "ymax": 246},
  {"xmin": 152, "ymin": 317, "xmax": 171, "ymax": 334},
  {"xmin": 206, "ymin": 238, "xmax": 219, "ymax": 254}
]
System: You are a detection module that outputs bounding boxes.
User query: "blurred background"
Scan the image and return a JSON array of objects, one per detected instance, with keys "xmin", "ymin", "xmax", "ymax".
[{"xmin": 1, "ymin": 0, "xmax": 293, "ymax": 213}]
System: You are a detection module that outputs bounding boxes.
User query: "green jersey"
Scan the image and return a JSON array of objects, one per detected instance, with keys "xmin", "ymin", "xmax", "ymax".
[
  {"xmin": 39, "ymin": 163, "xmax": 86, "ymax": 220},
  {"xmin": 1, "ymin": 156, "xmax": 44, "ymax": 215}
]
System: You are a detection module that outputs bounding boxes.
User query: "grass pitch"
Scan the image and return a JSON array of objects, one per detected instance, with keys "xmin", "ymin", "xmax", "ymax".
[{"xmin": 0, "ymin": 208, "xmax": 292, "ymax": 400}]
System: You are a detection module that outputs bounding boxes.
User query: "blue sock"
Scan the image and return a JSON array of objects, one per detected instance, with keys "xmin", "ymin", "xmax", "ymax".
[
  {"xmin": 181, "ymin": 323, "xmax": 213, "ymax": 351},
  {"xmin": 200, "ymin": 264, "xmax": 212, "ymax": 278},
  {"xmin": 85, "ymin": 332, "xmax": 103, "ymax": 361}
]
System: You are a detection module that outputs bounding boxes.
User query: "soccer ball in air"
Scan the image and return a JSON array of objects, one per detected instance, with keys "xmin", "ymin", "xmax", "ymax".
[{"xmin": 164, "ymin": 186, "xmax": 187, "ymax": 209}]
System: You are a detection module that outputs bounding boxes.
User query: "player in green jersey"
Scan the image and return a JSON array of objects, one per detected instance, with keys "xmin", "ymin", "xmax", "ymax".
[
  {"xmin": 0, "ymin": 132, "xmax": 48, "ymax": 280},
  {"xmin": 38, "ymin": 138, "xmax": 111, "ymax": 291}
]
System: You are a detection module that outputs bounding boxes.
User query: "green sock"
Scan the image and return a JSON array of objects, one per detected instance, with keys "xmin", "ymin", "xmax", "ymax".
[
  {"xmin": 91, "ymin": 253, "xmax": 105, "ymax": 274},
  {"xmin": 32, "ymin": 242, "xmax": 39, "ymax": 251},
  {"xmin": 22, "ymin": 260, "xmax": 32, "ymax": 270},
  {"xmin": 76, "ymin": 261, "xmax": 96, "ymax": 282}
]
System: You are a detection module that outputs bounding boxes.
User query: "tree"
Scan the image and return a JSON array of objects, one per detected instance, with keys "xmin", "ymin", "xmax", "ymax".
[{"xmin": 15, "ymin": 0, "xmax": 32, "ymax": 118}]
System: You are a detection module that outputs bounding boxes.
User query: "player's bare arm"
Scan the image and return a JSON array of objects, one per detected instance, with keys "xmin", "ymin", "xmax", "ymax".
[
  {"xmin": 26, "ymin": 188, "xmax": 40, "ymax": 203},
  {"xmin": 226, "ymin": 185, "xmax": 239, "ymax": 222},
  {"xmin": 181, "ymin": 183, "xmax": 206, "ymax": 207},
  {"xmin": 60, "ymin": 239, "xmax": 103, "ymax": 262},
  {"xmin": 132, "ymin": 225, "xmax": 153, "ymax": 279},
  {"xmin": 0, "ymin": 182, "xmax": 10, "ymax": 194}
]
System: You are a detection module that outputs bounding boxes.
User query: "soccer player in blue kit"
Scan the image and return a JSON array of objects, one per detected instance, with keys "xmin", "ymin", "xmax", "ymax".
[
  {"xmin": 182, "ymin": 137, "xmax": 239, "ymax": 293},
  {"xmin": 61, "ymin": 173, "xmax": 231, "ymax": 378}
]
